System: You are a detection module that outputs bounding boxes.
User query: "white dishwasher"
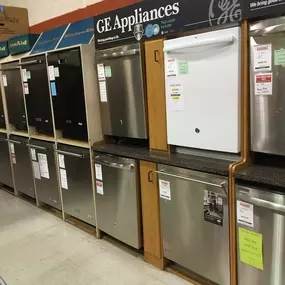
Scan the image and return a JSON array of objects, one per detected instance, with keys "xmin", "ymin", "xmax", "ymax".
[{"xmin": 164, "ymin": 26, "xmax": 241, "ymax": 153}]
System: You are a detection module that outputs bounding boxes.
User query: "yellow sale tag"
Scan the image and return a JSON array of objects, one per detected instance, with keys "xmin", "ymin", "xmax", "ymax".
[{"xmin": 239, "ymin": 228, "xmax": 264, "ymax": 270}]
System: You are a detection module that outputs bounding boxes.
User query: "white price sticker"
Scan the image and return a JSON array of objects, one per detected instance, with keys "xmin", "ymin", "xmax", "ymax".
[
  {"xmin": 2, "ymin": 75, "xmax": 7, "ymax": 87},
  {"xmin": 99, "ymin": 81, "xmax": 108, "ymax": 102},
  {"xmin": 95, "ymin": 164, "xmax": 103, "ymax": 181},
  {"xmin": 97, "ymin": 63, "xmax": 106, "ymax": 81},
  {"xmin": 58, "ymin": 154, "xmax": 65, "ymax": 169},
  {"xmin": 167, "ymin": 58, "xmax": 178, "ymax": 77},
  {"xmin": 30, "ymin": 148, "xmax": 37, "ymax": 161},
  {"xmin": 96, "ymin": 180, "xmax": 104, "ymax": 195},
  {"xmin": 253, "ymin": 44, "xmax": 272, "ymax": 71},
  {"xmin": 22, "ymin": 69, "xmax": 27, "ymax": 82},
  {"xmin": 32, "ymin": 161, "xmax": 41, "ymax": 180},
  {"xmin": 159, "ymin": 180, "xmax": 171, "ymax": 200},
  {"xmin": 255, "ymin": 73, "xmax": 273, "ymax": 96},
  {"xmin": 38, "ymin": 153, "xmax": 50, "ymax": 179},
  {"xmin": 24, "ymin": 83, "xmax": 29, "ymax": 94},
  {"xmin": 237, "ymin": 200, "xmax": 254, "ymax": 227},
  {"xmin": 10, "ymin": 142, "xmax": 15, "ymax": 154},
  {"xmin": 60, "ymin": 169, "xmax": 68, "ymax": 190},
  {"xmin": 54, "ymin": 67, "xmax": 60, "ymax": 77},
  {"xmin": 48, "ymin": 65, "xmax": 55, "ymax": 81}
]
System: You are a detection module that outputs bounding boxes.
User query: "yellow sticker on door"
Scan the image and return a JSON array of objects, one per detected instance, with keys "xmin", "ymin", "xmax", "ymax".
[{"xmin": 239, "ymin": 228, "xmax": 264, "ymax": 270}]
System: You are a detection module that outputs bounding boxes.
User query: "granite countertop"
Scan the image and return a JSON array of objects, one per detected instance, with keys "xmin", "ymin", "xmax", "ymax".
[
  {"xmin": 93, "ymin": 144, "xmax": 234, "ymax": 176},
  {"xmin": 235, "ymin": 165, "xmax": 285, "ymax": 188}
]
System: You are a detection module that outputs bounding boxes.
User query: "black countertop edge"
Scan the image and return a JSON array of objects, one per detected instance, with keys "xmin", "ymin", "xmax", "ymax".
[
  {"xmin": 93, "ymin": 144, "xmax": 234, "ymax": 176},
  {"xmin": 235, "ymin": 165, "xmax": 285, "ymax": 188}
]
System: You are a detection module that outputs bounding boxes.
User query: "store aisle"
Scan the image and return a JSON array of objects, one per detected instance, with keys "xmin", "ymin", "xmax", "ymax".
[{"xmin": 0, "ymin": 190, "xmax": 192, "ymax": 285}]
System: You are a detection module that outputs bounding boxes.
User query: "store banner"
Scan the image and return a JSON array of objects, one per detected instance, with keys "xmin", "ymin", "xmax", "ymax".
[
  {"xmin": 58, "ymin": 17, "xmax": 94, "ymax": 49},
  {"xmin": 8, "ymin": 34, "xmax": 39, "ymax": 55},
  {"xmin": 243, "ymin": 0, "xmax": 285, "ymax": 19},
  {"xmin": 94, "ymin": 0, "xmax": 243, "ymax": 49},
  {"xmin": 0, "ymin": 41, "xmax": 8, "ymax": 58},
  {"xmin": 30, "ymin": 24, "xmax": 68, "ymax": 55}
]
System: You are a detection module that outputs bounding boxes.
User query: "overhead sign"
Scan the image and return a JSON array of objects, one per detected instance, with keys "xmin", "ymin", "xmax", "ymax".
[
  {"xmin": 0, "ymin": 41, "xmax": 8, "ymax": 58},
  {"xmin": 57, "ymin": 17, "xmax": 94, "ymax": 49},
  {"xmin": 243, "ymin": 0, "xmax": 285, "ymax": 19},
  {"xmin": 94, "ymin": 0, "xmax": 243, "ymax": 49},
  {"xmin": 30, "ymin": 24, "xmax": 68, "ymax": 55},
  {"xmin": 8, "ymin": 34, "xmax": 39, "ymax": 55}
]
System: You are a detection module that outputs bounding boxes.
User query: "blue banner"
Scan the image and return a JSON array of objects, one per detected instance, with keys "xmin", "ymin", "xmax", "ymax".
[
  {"xmin": 0, "ymin": 41, "xmax": 8, "ymax": 58},
  {"xmin": 31, "ymin": 25, "xmax": 68, "ymax": 55},
  {"xmin": 58, "ymin": 18, "xmax": 94, "ymax": 49},
  {"xmin": 8, "ymin": 34, "xmax": 39, "ymax": 55}
]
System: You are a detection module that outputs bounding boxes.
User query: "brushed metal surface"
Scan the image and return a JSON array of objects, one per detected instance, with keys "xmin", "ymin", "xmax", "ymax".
[
  {"xmin": 96, "ymin": 43, "xmax": 148, "ymax": 139},
  {"xmin": 58, "ymin": 145, "xmax": 95, "ymax": 226},
  {"xmin": 236, "ymin": 184, "xmax": 285, "ymax": 285},
  {"xmin": 0, "ymin": 88, "xmax": 5, "ymax": 129},
  {"xmin": 250, "ymin": 18, "xmax": 285, "ymax": 155},
  {"xmin": 10, "ymin": 136, "xmax": 35, "ymax": 198},
  {"xmin": 0, "ymin": 135, "xmax": 13, "ymax": 188},
  {"xmin": 94, "ymin": 153, "xmax": 142, "ymax": 249},
  {"xmin": 158, "ymin": 164, "xmax": 229, "ymax": 285},
  {"xmin": 29, "ymin": 140, "xmax": 61, "ymax": 210}
]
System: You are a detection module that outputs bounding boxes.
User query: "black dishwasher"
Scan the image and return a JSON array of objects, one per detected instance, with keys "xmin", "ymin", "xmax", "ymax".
[
  {"xmin": 56, "ymin": 145, "xmax": 95, "ymax": 225},
  {"xmin": 28, "ymin": 139, "xmax": 61, "ymax": 210},
  {"xmin": 22, "ymin": 55, "xmax": 54, "ymax": 136},
  {"xmin": 2, "ymin": 62, "xmax": 27, "ymax": 131},
  {"xmin": 8, "ymin": 135, "xmax": 35, "ymax": 198},
  {"xmin": 47, "ymin": 48, "xmax": 88, "ymax": 141},
  {"xmin": 0, "ymin": 134, "xmax": 13, "ymax": 188},
  {"xmin": 0, "ymin": 88, "xmax": 6, "ymax": 129}
]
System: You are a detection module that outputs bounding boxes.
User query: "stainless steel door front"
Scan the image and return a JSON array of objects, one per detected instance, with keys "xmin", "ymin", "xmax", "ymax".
[
  {"xmin": 250, "ymin": 17, "xmax": 285, "ymax": 155},
  {"xmin": 56, "ymin": 145, "xmax": 95, "ymax": 226},
  {"xmin": 29, "ymin": 140, "xmax": 61, "ymax": 210},
  {"xmin": 157, "ymin": 164, "xmax": 229, "ymax": 285},
  {"xmin": 9, "ymin": 136, "xmax": 35, "ymax": 198},
  {"xmin": 236, "ymin": 184, "xmax": 285, "ymax": 285},
  {"xmin": 96, "ymin": 43, "xmax": 148, "ymax": 139},
  {"xmin": 94, "ymin": 153, "xmax": 142, "ymax": 249},
  {"xmin": 0, "ymin": 135, "xmax": 13, "ymax": 188}
]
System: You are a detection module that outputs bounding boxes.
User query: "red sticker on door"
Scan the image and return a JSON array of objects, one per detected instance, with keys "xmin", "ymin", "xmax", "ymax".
[{"xmin": 255, "ymin": 73, "xmax": 273, "ymax": 96}]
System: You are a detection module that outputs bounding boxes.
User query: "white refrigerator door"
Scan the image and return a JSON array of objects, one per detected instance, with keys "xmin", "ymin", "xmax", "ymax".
[{"xmin": 164, "ymin": 27, "xmax": 241, "ymax": 153}]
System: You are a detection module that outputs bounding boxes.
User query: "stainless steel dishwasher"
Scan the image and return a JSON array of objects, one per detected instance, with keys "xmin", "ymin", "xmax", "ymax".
[
  {"xmin": 236, "ymin": 184, "xmax": 285, "ymax": 285},
  {"xmin": 28, "ymin": 140, "xmax": 61, "ymax": 210},
  {"xmin": 8, "ymin": 136, "xmax": 35, "ymax": 198},
  {"xmin": 157, "ymin": 164, "xmax": 229, "ymax": 285},
  {"xmin": 56, "ymin": 145, "xmax": 95, "ymax": 226},
  {"xmin": 94, "ymin": 153, "xmax": 142, "ymax": 249}
]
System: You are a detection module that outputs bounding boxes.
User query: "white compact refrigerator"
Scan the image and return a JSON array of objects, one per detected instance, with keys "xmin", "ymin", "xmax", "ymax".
[{"xmin": 164, "ymin": 26, "xmax": 241, "ymax": 153}]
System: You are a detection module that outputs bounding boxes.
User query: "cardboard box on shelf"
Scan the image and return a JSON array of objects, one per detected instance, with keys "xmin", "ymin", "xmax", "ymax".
[{"xmin": 0, "ymin": 6, "xmax": 29, "ymax": 41}]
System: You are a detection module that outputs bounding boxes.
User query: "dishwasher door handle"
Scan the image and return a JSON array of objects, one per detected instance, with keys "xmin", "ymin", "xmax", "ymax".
[
  {"xmin": 95, "ymin": 159, "xmax": 135, "ymax": 171},
  {"xmin": 55, "ymin": 150, "xmax": 84, "ymax": 159},
  {"xmin": 156, "ymin": 170, "xmax": 227, "ymax": 192},
  {"xmin": 6, "ymin": 139, "xmax": 22, "ymax": 145},
  {"xmin": 237, "ymin": 195, "xmax": 285, "ymax": 213},
  {"xmin": 27, "ymin": 144, "xmax": 47, "ymax": 151}
]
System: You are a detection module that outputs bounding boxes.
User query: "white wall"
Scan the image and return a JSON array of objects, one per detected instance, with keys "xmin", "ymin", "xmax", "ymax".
[{"xmin": 2, "ymin": 0, "xmax": 103, "ymax": 26}]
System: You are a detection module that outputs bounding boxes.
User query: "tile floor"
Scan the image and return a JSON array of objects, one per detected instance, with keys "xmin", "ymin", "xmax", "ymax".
[{"xmin": 0, "ymin": 190, "xmax": 192, "ymax": 285}]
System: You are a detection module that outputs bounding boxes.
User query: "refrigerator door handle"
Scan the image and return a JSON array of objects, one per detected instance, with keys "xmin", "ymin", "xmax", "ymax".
[
  {"xmin": 164, "ymin": 35, "xmax": 234, "ymax": 53},
  {"xmin": 18, "ymin": 60, "xmax": 42, "ymax": 66},
  {"xmin": 6, "ymin": 139, "xmax": 22, "ymax": 145},
  {"xmin": 0, "ymin": 66, "xmax": 20, "ymax": 71},
  {"xmin": 55, "ymin": 150, "xmax": 84, "ymax": 159},
  {"xmin": 156, "ymin": 170, "xmax": 227, "ymax": 193},
  {"xmin": 98, "ymin": 49, "xmax": 139, "ymax": 60},
  {"xmin": 26, "ymin": 144, "xmax": 47, "ymax": 151}
]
